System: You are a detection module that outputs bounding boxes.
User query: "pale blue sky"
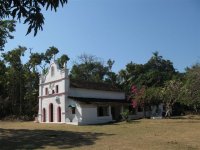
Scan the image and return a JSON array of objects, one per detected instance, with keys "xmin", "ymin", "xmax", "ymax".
[{"xmin": 3, "ymin": 0, "xmax": 200, "ymax": 72}]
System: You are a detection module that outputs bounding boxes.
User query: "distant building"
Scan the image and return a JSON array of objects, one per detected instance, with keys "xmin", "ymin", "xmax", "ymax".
[{"xmin": 38, "ymin": 60, "xmax": 128, "ymax": 125}]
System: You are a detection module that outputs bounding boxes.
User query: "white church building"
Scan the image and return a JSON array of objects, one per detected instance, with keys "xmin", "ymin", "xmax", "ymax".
[{"xmin": 37, "ymin": 60, "xmax": 128, "ymax": 125}]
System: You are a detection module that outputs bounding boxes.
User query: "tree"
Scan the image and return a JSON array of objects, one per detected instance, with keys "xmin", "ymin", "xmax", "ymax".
[
  {"xmin": 1, "ymin": 46, "xmax": 27, "ymax": 116},
  {"xmin": 23, "ymin": 66, "xmax": 39, "ymax": 117},
  {"xmin": 118, "ymin": 62, "xmax": 145, "ymax": 92},
  {"xmin": 0, "ymin": 20, "xmax": 16, "ymax": 51},
  {"xmin": 0, "ymin": 59, "xmax": 8, "ymax": 117},
  {"xmin": 28, "ymin": 52, "xmax": 44, "ymax": 72},
  {"xmin": 104, "ymin": 59, "xmax": 118, "ymax": 85},
  {"xmin": 144, "ymin": 51, "xmax": 176, "ymax": 87},
  {"xmin": 44, "ymin": 46, "xmax": 59, "ymax": 63},
  {"xmin": 0, "ymin": 45, "xmax": 69, "ymax": 119},
  {"xmin": 57, "ymin": 54, "xmax": 70, "ymax": 68},
  {"xmin": 161, "ymin": 80, "xmax": 183, "ymax": 117},
  {"xmin": 118, "ymin": 52, "xmax": 182, "ymax": 117},
  {"xmin": 128, "ymin": 85, "xmax": 162, "ymax": 117},
  {"xmin": 118, "ymin": 52, "xmax": 177, "ymax": 93},
  {"xmin": 70, "ymin": 54, "xmax": 112, "ymax": 83},
  {"xmin": 144, "ymin": 87, "xmax": 162, "ymax": 105},
  {"xmin": 129, "ymin": 85, "xmax": 145, "ymax": 108},
  {"xmin": 0, "ymin": 0, "xmax": 68, "ymax": 36},
  {"xmin": 28, "ymin": 46, "xmax": 64, "ymax": 74},
  {"xmin": 181, "ymin": 64, "xmax": 200, "ymax": 113}
]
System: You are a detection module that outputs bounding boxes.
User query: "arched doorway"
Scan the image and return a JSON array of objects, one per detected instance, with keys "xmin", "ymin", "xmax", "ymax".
[
  {"xmin": 49, "ymin": 103, "xmax": 53, "ymax": 122},
  {"xmin": 42, "ymin": 108, "xmax": 46, "ymax": 122},
  {"xmin": 57, "ymin": 106, "xmax": 61, "ymax": 122}
]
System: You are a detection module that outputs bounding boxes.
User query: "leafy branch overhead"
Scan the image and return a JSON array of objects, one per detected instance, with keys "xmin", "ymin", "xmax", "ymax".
[
  {"xmin": 0, "ymin": 20, "xmax": 16, "ymax": 51},
  {"xmin": 0, "ymin": 0, "xmax": 68, "ymax": 36}
]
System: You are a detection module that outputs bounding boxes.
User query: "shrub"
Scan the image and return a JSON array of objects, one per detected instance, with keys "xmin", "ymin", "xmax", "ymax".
[{"xmin": 121, "ymin": 109, "xmax": 130, "ymax": 122}]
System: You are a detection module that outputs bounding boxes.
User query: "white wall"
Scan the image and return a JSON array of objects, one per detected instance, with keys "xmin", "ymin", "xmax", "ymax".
[
  {"xmin": 41, "ymin": 95, "xmax": 65, "ymax": 123},
  {"xmin": 69, "ymin": 88, "xmax": 125, "ymax": 100},
  {"xmin": 38, "ymin": 61, "xmax": 69, "ymax": 123},
  {"xmin": 65, "ymin": 99, "xmax": 82, "ymax": 124},
  {"xmin": 39, "ymin": 61, "xmax": 69, "ymax": 97},
  {"xmin": 40, "ymin": 61, "xmax": 67, "ymax": 84},
  {"xmin": 80, "ymin": 103, "xmax": 112, "ymax": 125},
  {"xmin": 42, "ymin": 80, "xmax": 62, "ymax": 95}
]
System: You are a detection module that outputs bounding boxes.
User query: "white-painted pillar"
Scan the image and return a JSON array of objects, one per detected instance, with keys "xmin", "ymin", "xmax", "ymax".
[{"xmin": 38, "ymin": 98, "xmax": 42, "ymax": 122}]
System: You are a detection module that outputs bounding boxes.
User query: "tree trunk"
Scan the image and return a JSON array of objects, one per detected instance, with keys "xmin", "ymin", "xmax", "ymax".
[{"xmin": 165, "ymin": 104, "xmax": 172, "ymax": 118}]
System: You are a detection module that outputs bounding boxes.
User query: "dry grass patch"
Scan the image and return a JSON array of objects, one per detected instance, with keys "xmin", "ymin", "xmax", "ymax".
[{"xmin": 0, "ymin": 119, "xmax": 200, "ymax": 150}]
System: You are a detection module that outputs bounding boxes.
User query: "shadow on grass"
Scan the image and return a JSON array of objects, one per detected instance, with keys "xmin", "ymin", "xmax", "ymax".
[
  {"xmin": 89, "ymin": 121, "xmax": 120, "ymax": 126},
  {"xmin": 90, "ymin": 120, "xmax": 141, "ymax": 126},
  {"xmin": 0, "ymin": 128, "xmax": 114, "ymax": 149},
  {"xmin": 170, "ymin": 115, "xmax": 200, "ymax": 120},
  {"xmin": 126, "ymin": 120, "xmax": 141, "ymax": 124}
]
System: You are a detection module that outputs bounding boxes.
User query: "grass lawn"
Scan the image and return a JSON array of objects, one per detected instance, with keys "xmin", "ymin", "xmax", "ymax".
[{"xmin": 1, "ymin": 118, "xmax": 200, "ymax": 150}]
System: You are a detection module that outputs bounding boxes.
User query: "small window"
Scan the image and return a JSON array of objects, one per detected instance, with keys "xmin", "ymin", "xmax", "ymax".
[
  {"xmin": 52, "ymin": 90, "xmax": 55, "ymax": 94},
  {"xmin": 97, "ymin": 106, "xmax": 109, "ymax": 117},
  {"xmin": 45, "ymin": 88, "xmax": 48, "ymax": 95},
  {"xmin": 56, "ymin": 85, "xmax": 59, "ymax": 93},
  {"xmin": 72, "ymin": 107, "xmax": 75, "ymax": 114},
  {"xmin": 51, "ymin": 66, "xmax": 54, "ymax": 76}
]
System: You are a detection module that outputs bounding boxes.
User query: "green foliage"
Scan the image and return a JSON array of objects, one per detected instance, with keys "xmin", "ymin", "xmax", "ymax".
[
  {"xmin": 161, "ymin": 80, "xmax": 183, "ymax": 117},
  {"xmin": 118, "ymin": 52, "xmax": 177, "ymax": 97},
  {"xmin": 44, "ymin": 46, "xmax": 59, "ymax": 63},
  {"xmin": 144, "ymin": 52, "xmax": 176, "ymax": 87},
  {"xmin": 28, "ymin": 52, "xmax": 44, "ymax": 72},
  {"xmin": 107, "ymin": 59, "xmax": 115, "ymax": 71},
  {"xmin": 0, "ymin": 46, "xmax": 69, "ymax": 119},
  {"xmin": 119, "ymin": 52, "xmax": 182, "ymax": 116},
  {"xmin": 28, "ymin": 46, "xmax": 62, "ymax": 72},
  {"xmin": 57, "ymin": 54, "xmax": 70, "ymax": 68},
  {"xmin": 0, "ymin": 59, "xmax": 7, "ymax": 109},
  {"xmin": 118, "ymin": 54, "xmax": 180, "ymax": 115},
  {"xmin": 1, "ymin": 46, "xmax": 27, "ymax": 116},
  {"xmin": 118, "ymin": 62, "xmax": 145, "ymax": 92},
  {"xmin": 70, "ymin": 54, "xmax": 116, "ymax": 84},
  {"xmin": 2, "ymin": 46, "xmax": 26, "ymax": 67},
  {"xmin": 121, "ymin": 109, "xmax": 130, "ymax": 122},
  {"xmin": 0, "ymin": 20, "xmax": 16, "ymax": 51},
  {"xmin": 181, "ymin": 64, "xmax": 200, "ymax": 113},
  {"xmin": 144, "ymin": 87, "xmax": 162, "ymax": 105},
  {"xmin": 29, "ymin": 53, "xmax": 44, "ymax": 66},
  {"xmin": 161, "ymin": 80, "xmax": 183, "ymax": 104},
  {"xmin": 104, "ymin": 71, "xmax": 118, "ymax": 85}
]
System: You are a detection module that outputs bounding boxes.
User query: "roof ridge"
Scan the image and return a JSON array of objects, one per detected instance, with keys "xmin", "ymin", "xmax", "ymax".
[{"xmin": 70, "ymin": 79, "xmax": 122, "ymax": 92}]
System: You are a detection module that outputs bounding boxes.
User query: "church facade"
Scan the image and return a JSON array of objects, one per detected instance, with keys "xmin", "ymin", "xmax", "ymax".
[{"xmin": 37, "ymin": 60, "xmax": 127, "ymax": 125}]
